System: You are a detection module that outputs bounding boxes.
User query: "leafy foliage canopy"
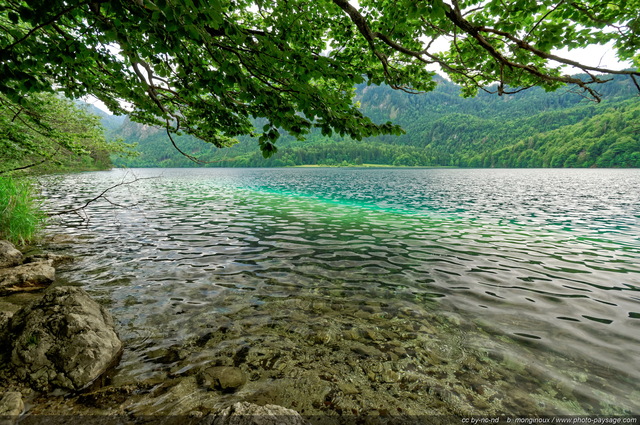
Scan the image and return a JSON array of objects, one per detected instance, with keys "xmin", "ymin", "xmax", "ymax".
[{"xmin": 1, "ymin": 0, "xmax": 638, "ymax": 157}]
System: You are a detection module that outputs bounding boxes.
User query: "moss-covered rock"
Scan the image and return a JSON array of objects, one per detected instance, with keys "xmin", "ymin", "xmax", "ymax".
[{"xmin": 7, "ymin": 286, "xmax": 122, "ymax": 391}]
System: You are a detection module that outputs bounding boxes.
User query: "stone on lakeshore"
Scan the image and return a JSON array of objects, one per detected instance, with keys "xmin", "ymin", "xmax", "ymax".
[
  {"xmin": 211, "ymin": 402, "xmax": 308, "ymax": 425},
  {"xmin": 0, "ymin": 261, "xmax": 55, "ymax": 295},
  {"xmin": 0, "ymin": 391, "xmax": 23, "ymax": 425},
  {"xmin": 0, "ymin": 241, "xmax": 22, "ymax": 269},
  {"xmin": 8, "ymin": 286, "xmax": 122, "ymax": 391},
  {"xmin": 23, "ymin": 253, "xmax": 74, "ymax": 268},
  {"xmin": 199, "ymin": 366, "xmax": 247, "ymax": 392}
]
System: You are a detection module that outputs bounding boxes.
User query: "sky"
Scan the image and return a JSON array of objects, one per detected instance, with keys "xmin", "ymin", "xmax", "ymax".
[{"xmin": 553, "ymin": 42, "xmax": 631, "ymax": 72}]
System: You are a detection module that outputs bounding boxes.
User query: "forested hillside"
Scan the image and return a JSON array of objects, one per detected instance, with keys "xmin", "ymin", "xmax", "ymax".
[
  {"xmin": 0, "ymin": 93, "xmax": 127, "ymax": 175},
  {"xmin": 109, "ymin": 75, "xmax": 640, "ymax": 168}
]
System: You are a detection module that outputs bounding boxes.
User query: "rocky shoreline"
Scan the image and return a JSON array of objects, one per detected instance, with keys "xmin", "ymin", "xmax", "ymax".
[
  {"xmin": 3, "ymin": 238, "xmax": 635, "ymax": 423},
  {"xmin": 0, "ymin": 240, "xmax": 306, "ymax": 424}
]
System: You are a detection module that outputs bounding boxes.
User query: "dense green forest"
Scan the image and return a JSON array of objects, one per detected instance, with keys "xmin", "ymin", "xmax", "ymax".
[{"xmin": 108, "ymin": 74, "xmax": 640, "ymax": 168}]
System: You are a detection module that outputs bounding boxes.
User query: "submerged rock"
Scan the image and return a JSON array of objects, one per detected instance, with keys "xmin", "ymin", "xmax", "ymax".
[
  {"xmin": 199, "ymin": 366, "xmax": 247, "ymax": 392},
  {"xmin": 211, "ymin": 402, "xmax": 308, "ymax": 425},
  {"xmin": 0, "ymin": 391, "xmax": 23, "ymax": 425},
  {"xmin": 7, "ymin": 286, "xmax": 122, "ymax": 391},
  {"xmin": 0, "ymin": 260, "xmax": 55, "ymax": 295},
  {"xmin": 0, "ymin": 241, "xmax": 22, "ymax": 269}
]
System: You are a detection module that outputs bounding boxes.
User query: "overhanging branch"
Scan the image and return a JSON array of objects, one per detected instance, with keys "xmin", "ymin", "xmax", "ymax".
[{"xmin": 332, "ymin": 0, "xmax": 639, "ymax": 101}]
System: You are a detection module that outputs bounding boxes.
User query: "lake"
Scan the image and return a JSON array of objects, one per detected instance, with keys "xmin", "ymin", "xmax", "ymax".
[{"xmin": 40, "ymin": 167, "xmax": 640, "ymax": 418}]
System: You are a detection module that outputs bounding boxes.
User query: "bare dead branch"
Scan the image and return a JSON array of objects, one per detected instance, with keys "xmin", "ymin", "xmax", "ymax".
[{"xmin": 47, "ymin": 175, "xmax": 157, "ymax": 217}]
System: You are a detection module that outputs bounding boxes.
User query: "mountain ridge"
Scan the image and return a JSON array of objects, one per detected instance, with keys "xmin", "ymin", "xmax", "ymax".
[{"xmin": 105, "ymin": 74, "xmax": 640, "ymax": 168}]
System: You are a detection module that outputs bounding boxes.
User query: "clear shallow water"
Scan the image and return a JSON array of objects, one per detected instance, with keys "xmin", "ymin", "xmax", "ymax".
[{"xmin": 40, "ymin": 168, "xmax": 640, "ymax": 417}]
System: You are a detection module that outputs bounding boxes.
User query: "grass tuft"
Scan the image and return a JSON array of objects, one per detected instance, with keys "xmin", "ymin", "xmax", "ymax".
[{"xmin": 0, "ymin": 175, "xmax": 46, "ymax": 246}]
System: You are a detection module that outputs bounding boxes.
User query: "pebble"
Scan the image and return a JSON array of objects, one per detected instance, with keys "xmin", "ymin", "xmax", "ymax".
[{"xmin": 199, "ymin": 366, "xmax": 246, "ymax": 392}]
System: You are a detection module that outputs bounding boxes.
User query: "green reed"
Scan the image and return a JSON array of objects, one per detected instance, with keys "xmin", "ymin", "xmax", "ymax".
[{"xmin": 0, "ymin": 175, "xmax": 46, "ymax": 246}]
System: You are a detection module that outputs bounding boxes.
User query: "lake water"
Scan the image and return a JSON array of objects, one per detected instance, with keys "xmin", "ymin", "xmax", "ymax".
[{"xmin": 40, "ymin": 168, "xmax": 640, "ymax": 418}]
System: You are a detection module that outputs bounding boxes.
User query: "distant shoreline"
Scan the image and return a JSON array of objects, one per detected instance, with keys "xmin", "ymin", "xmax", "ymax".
[{"xmin": 292, "ymin": 164, "xmax": 459, "ymax": 169}]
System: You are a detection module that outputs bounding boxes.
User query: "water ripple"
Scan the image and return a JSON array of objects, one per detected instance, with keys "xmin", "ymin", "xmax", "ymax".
[{"xmin": 40, "ymin": 167, "xmax": 640, "ymax": 415}]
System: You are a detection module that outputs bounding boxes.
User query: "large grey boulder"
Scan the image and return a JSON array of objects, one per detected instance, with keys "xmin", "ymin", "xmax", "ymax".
[
  {"xmin": 0, "ymin": 260, "xmax": 55, "ymax": 295},
  {"xmin": 7, "ymin": 286, "xmax": 122, "ymax": 391},
  {"xmin": 211, "ymin": 402, "xmax": 308, "ymax": 425},
  {"xmin": 0, "ymin": 241, "xmax": 22, "ymax": 269}
]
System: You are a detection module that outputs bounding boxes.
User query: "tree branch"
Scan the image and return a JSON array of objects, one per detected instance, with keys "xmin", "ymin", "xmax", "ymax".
[
  {"xmin": 0, "ymin": 158, "xmax": 49, "ymax": 175},
  {"xmin": 164, "ymin": 119, "xmax": 208, "ymax": 164},
  {"xmin": 478, "ymin": 26, "xmax": 638, "ymax": 77},
  {"xmin": 332, "ymin": 0, "xmax": 639, "ymax": 101},
  {"xmin": 47, "ymin": 175, "xmax": 157, "ymax": 217},
  {"xmin": 524, "ymin": 0, "xmax": 567, "ymax": 42},
  {"xmin": 331, "ymin": 0, "xmax": 394, "ymax": 81},
  {"xmin": 0, "ymin": 1, "xmax": 95, "ymax": 54}
]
